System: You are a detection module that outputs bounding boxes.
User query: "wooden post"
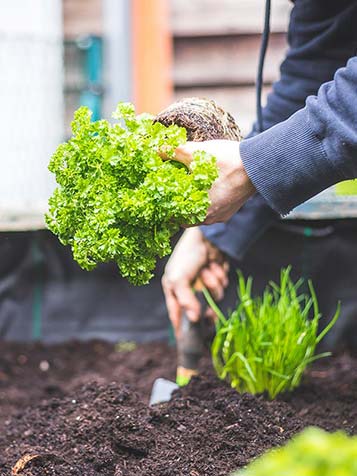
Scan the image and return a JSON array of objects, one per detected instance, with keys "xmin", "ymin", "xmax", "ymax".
[{"xmin": 132, "ymin": 0, "xmax": 173, "ymax": 114}]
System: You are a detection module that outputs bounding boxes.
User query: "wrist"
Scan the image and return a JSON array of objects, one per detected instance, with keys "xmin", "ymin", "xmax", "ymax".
[
  {"xmin": 234, "ymin": 143, "xmax": 256, "ymax": 204},
  {"xmin": 203, "ymin": 235, "xmax": 224, "ymax": 262}
]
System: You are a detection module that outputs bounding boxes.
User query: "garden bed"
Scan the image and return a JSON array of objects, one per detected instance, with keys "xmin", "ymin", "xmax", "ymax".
[{"xmin": 0, "ymin": 340, "xmax": 357, "ymax": 475}]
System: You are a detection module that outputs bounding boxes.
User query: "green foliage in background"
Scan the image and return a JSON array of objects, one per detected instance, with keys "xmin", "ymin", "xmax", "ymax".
[
  {"xmin": 205, "ymin": 268, "xmax": 340, "ymax": 399},
  {"xmin": 46, "ymin": 103, "xmax": 217, "ymax": 285},
  {"xmin": 235, "ymin": 427, "xmax": 357, "ymax": 476}
]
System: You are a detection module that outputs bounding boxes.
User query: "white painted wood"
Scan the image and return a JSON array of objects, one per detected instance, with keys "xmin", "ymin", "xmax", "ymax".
[
  {"xmin": 0, "ymin": 0, "xmax": 64, "ymax": 230},
  {"xmin": 102, "ymin": 0, "xmax": 132, "ymax": 119}
]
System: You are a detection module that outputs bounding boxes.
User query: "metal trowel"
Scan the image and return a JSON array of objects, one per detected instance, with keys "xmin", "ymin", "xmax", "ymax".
[{"xmin": 149, "ymin": 290, "xmax": 208, "ymax": 405}]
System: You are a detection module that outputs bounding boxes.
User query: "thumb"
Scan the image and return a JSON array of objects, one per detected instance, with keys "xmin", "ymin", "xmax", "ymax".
[
  {"xmin": 159, "ymin": 142, "xmax": 200, "ymax": 168},
  {"xmin": 174, "ymin": 281, "xmax": 202, "ymax": 326},
  {"xmin": 172, "ymin": 144, "xmax": 195, "ymax": 168}
]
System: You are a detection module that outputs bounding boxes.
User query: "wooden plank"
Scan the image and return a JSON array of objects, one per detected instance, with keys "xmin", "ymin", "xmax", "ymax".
[
  {"xmin": 174, "ymin": 86, "xmax": 271, "ymax": 135},
  {"xmin": 102, "ymin": 0, "xmax": 132, "ymax": 116},
  {"xmin": 63, "ymin": 0, "xmax": 103, "ymax": 38},
  {"xmin": 174, "ymin": 33, "xmax": 287, "ymax": 87},
  {"xmin": 64, "ymin": 43, "xmax": 84, "ymax": 88},
  {"xmin": 170, "ymin": 0, "xmax": 292, "ymax": 37},
  {"xmin": 132, "ymin": 0, "xmax": 173, "ymax": 114}
]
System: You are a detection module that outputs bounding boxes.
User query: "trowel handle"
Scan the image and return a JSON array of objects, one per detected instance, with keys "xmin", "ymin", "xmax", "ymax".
[{"xmin": 176, "ymin": 292, "xmax": 207, "ymax": 386}]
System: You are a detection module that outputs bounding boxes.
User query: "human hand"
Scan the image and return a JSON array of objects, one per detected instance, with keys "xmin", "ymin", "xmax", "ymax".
[
  {"xmin": 162, "ymin": 227, "xmax": 229, "ymax": 336},
  {"xmin": 171, "ymin": 140, "xmax": 255, "ymax": 225}
]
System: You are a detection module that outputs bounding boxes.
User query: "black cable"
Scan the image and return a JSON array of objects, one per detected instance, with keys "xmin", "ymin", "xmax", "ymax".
[{"xmin": 256, "ymin": 0, "xmax": 272, "ymax": 133}]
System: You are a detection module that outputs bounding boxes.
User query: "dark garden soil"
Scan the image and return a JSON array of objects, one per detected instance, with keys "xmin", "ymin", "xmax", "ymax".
[{"xmin": 0, "ymin": 341, "xmax": 357, "ymax": 476}]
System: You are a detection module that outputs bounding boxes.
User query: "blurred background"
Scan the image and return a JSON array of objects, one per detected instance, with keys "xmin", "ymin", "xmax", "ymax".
[{"xmin": 0, "ymin": 0, "xmax": 291, "ymax": 343}]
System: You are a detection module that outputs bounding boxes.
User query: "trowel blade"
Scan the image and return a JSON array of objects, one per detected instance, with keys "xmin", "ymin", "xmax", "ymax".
[{"xmin": 149, "ymin": 377, "xmax": 179, "ymax": 405}]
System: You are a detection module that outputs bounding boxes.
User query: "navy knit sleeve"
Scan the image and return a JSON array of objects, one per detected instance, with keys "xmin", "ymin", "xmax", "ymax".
[
  {"xmin": 240, "ymin": 56, "xmax": 357, "ymax": 215},
  {"xmin": 201, "ymin": 0, "xmax": 357, "ymax": 259}
]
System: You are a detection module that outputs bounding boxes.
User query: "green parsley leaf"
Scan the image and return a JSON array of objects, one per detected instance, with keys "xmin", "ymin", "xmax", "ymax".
[{"xmin": 46, "ymin": 103, "xmax": 217, "ymax": 285}]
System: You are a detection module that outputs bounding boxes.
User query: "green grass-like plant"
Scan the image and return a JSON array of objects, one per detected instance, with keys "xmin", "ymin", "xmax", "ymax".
[
  {"xmin": 204, "ymin": 268, "xmax": 340, "ymax": 399},
  {"xmin": 234, "ymin": 427, "xmax": 357, "ymax": 475}
]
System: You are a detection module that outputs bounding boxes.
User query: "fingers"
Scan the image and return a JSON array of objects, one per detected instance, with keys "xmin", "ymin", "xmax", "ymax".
[
  {"xmin": 163, "ymin": 260, "xmax": 229, "ymax": 336},
  {"xmin": 158, "ymin": 144, "xmax": 193, "ymax": 168},
  {"xmin": 200, "ymin": 261, "xmax": 229, "ymax": 301},
  {"xmin": 162, "ymin": 284, "xmax": 182, "ymax": 336},
  {"xmin": 205, "ymin": 306, "xmax": 218, "ymax": 323},
  {"xmin": 199, "ymin": 260, "xmax": 229, "ymax": 324},
  {"xmin": 160, "ymin": 142, "xmax": 202, "ymax": 168},
  {"xmin": 162, "ymin": 139, "xmax": 256, "ymax": 226},
  {"xmin": 200, "ymin": 267, "xmax": 224, "ymax": 301},
  {"xmin": 161, "ymin": 228, "xmax": 227, "ymax": 337},
  {"xmin": 162, "ymin": 277, "xmax": 201, "ymax": 338},
  {"xmin": 157, "ymin": 145, "xmax": 172, "ymax": 160},
  {"xmin": 174, "ymin": 281, "xmax": 202, "ymax": 322},
  {"xmin": 172, "ymin": 144, "xmax": 195, "ymax": 168},
  {"xmin": 210, "ymin": 261, "xmax": 229, "ymax": 288}
]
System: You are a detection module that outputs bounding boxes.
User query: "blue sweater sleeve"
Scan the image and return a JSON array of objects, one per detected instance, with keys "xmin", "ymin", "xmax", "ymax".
[
  {"xmin": 241, "ymin": 56, "xmax": 357, "ymax": 215},
  {"xmin": 201, "ymin": 0, "xmax": 357, "ymax": 259}
]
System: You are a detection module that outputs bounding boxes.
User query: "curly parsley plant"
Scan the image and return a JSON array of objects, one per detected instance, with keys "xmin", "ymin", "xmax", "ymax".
[
  {"xmin": 46, "ymin": 103, "xmax": 217, "ymax": 285},
  {"xmin": 235, "ymin": 427, "xmax": 357, "ymax": 475}
]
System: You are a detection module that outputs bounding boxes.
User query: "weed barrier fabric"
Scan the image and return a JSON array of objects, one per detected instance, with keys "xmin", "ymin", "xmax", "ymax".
[
  {"xmin": 0, "ymin": 230, "xmax": 239, "ymax": 343},
  {"xmin": 1, "ymin": 342, "xmax": 357, "ymax": 475},
  {"xmin": 0, "ymin": 231, "xmax": 170, "ymax": 343}
]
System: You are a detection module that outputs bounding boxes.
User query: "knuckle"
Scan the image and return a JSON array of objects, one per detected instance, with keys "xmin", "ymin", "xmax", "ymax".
[
  {"xmin": 162, "ymin": 273, "xmax": 179, "ymax": 288},
  {"xmin": 161, "ymin": 274, "xmax": 171, "ymax": 289}
]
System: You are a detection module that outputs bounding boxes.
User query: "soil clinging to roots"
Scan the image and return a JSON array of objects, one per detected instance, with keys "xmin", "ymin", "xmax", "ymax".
[{"xmin": 155, "ymin": 97, "xmax": 242, "ymax": 141}]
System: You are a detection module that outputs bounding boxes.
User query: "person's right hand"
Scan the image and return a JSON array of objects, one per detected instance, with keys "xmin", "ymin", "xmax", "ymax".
[
  {"xmin": 165, "ymin": 140, "xmax": 256, "ymax": 225},
  {"xmin": 162, "ymin": 227, "xmax": 229, "ymax": 336}
]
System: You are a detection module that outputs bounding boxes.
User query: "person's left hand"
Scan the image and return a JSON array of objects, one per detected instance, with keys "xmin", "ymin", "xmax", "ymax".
[{"xmin": 162, "ymin": 227, "xmax": 228, "ymax": 336}]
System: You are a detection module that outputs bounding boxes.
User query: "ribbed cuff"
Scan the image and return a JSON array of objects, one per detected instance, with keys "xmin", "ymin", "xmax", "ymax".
[
  {"xmin": 200, "ymin": 194, "xmax": 279, "ymax": 261},
  {"xmin": 200, "ymin": 223, "xmax": 233, "ymax": 257},
  {"xmin": 239, "ymin": 109, "xmax": 343, "ymax": 216}
]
